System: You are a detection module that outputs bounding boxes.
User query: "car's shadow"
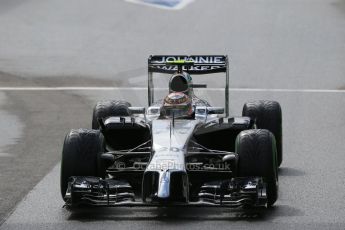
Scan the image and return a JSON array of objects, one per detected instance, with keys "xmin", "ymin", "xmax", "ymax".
[
  {"xmin": 278, "ymin": 167, "xmax": 306, "ymax": 177},
  {"xmin": 66, "ymin": 204, "xmax": 303, "ymax": 222}
]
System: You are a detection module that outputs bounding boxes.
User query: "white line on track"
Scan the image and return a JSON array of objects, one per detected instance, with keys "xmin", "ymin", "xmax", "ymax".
[{"xmin": 0, "ymin": 87, "xmax": 344, "ymax": 93}]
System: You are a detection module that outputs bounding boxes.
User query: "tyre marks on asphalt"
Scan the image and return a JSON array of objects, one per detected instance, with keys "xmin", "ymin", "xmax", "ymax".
[
  {"xmin": 0, "ymin": 89, "xmax": 96, "ymax": 225},
  {"xmin": 0, "ymin": 92, "xmax": 23, "ymax": 158}
]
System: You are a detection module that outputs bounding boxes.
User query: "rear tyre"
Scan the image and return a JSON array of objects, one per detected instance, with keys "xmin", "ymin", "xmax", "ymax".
[
  {"xmin": 236, "ymin": 129, "xmax": 278, "ymax": 207},
  {"xmin": 92, "ymin": 100, "xmax": 132, "ymax": 129},
  {"xmin": 60, "ymin": 129, "xmax": 105, "ymax": 200},
  {"xmin": 242, "ymin": 100, "xmax": 283, "ymax": 166}
]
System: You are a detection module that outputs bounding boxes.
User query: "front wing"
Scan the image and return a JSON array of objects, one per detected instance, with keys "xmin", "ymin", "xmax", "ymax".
[{"xmin": 64, "ymin": 176, "xmax": 267, "ymax": 208}]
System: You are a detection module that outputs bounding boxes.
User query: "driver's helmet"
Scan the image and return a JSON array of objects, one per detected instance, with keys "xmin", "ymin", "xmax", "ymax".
[
  {"xmin": 169, "ymin": 72, "xmax": 193, "ymax": 97},
  {"xmin": 161, "ymin": 92, "xmax": 193, "ymax": 118}
]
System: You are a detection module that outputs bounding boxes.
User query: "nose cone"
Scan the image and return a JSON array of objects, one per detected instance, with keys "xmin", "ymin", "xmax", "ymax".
[
  {"xmin": 143, "ymin": 119, "xmax": 200, "ymax": 202},
  {"xmin": 157, "ymin": 169, "xmax": 171, "ymax": 198}
]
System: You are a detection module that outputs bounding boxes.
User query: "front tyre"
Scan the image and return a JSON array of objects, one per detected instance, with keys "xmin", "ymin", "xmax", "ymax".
[
  {"xmin": 92, "ymin": 100, "xmax": 132, "ymax": 129},
  {"xmin": 242, "ymin": 100, "xmax": 283, "ymax": 166},
  {"xmin": 236, "ymin": 129, "xmax": 278, "ymax": 207},
  {"xmin": 60, "ymin": 129, "xmax": 105, "ymax": 200}
]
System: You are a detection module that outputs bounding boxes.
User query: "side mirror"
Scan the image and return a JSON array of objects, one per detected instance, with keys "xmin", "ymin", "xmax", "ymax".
[
  {"xmin": 128, "ymin": 107, "xmax": 145, "ymax": 115},
  {"xmin": 195, "ymin": 106, "xmax": 225, "ymax": 116},
  {"xmin": 147, "ymin": 106, "xmax": 160, "ymax": 115},
  {"xmin": 207, "ymin": 107, "xmax": 224, "ymax": 115},
  {"xmin": 195, "ymin": 106, "xmax": 207, "ymax": 116}
]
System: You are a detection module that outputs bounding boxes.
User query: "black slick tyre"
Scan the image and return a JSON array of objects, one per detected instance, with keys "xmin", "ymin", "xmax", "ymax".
[
  {"xmin": 60, "ymin": 129, "xmax": 105, "ymax": 200},
  {"xmin": 92, "ymin": 100, "xmax": 132, "ymax": 129},
  {"xmin": 242, "ymin": 100, "xmax": 283, "ymax": 166},
  {"xmin": 236, "ymin": 129, "xmax": 278, "ymax": 207}
]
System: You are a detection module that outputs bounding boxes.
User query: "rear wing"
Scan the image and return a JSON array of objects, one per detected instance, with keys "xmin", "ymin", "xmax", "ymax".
[
  {"xmin": 147, "ymin": 55, "xmax": 229, "ymax": 117},
  {"xmin": 148, "ymin": 55, "xmax": 228, "ymax": 74}
]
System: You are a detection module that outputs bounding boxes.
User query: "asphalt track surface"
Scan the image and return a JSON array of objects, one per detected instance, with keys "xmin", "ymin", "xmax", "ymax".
[{"xmin": 1, "ymin": 0, "xmax": 345, "ymax": 229}]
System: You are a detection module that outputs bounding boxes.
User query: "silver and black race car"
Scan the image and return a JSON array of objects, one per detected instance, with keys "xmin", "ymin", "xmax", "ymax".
[{"xmin": 60, "ymin": 55, "xmax": 282, "ymax": 208}]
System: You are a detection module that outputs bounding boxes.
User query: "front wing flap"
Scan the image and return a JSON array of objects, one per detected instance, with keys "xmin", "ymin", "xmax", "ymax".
[{"xmin": 64, "ymin": 176, "xmax": 267, "ymax": 208}]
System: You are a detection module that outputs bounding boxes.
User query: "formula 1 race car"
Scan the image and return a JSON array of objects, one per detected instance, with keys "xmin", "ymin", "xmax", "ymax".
[{"xmin": 60, "ymin": 55, "xmax": 282, "ymax": 208}]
